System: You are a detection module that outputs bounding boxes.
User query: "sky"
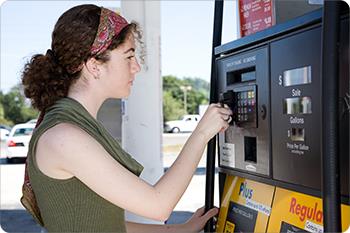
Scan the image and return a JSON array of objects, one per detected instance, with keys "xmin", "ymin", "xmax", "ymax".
[{"xmin": 0, "ymin": 0, "xmax": 239, "ymax": 93}]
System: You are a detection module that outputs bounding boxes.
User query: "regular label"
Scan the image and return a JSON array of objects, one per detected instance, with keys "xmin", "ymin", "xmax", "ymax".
[{"xmin": 220, "ymin": 143, "xmax": 235, "ymax": 168}]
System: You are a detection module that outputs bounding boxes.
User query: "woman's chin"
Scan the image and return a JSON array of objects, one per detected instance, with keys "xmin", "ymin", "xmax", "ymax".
[
  {"xmin": 109, "ymin": 86, "xmax": 132, "ymax": 99},
  {"xmin": 117, "ymin": 90, "xmax": 131, "ymax": 99}
]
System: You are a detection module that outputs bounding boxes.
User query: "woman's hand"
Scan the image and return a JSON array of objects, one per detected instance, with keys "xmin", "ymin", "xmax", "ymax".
[
  {"xmin": 126, "ymin": 206, "xmax": 218, "ymax": 233},
  {"xmin": 194, "ymin": 103, "xmax": 233, "ymax": 142},
  {"xmin": 180, "ymin": 206, "xmax": 219, "ymax": 233}
]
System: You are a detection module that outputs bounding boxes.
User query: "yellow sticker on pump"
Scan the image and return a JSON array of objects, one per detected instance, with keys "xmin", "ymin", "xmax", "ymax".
[
  {"xmin": 267, "ymin": 187, "xmax": 350, "ymax": 232},
  {"xmin": 216, "ymin": 175, "xmax": 275, "ymax": 233},
  {"xmin": 216, "ymin": 175, "xmax": 350, "ymax": 232},
  {"xmin": 224, "ymin": 221, "xmax": 235, "ymax": 233}
]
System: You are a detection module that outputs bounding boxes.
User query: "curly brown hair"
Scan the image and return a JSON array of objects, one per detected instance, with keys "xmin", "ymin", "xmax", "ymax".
[{"xmin": 22, "ymin": 4, "xmax": 142, "ymax": 112}]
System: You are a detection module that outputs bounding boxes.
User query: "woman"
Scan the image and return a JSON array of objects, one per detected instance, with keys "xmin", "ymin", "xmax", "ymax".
[{"xmin": 21, "ymin": 4, "xmax": 232, "ymax": 232}]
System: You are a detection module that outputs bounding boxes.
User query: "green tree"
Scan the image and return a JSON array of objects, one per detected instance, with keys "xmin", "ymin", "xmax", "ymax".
[
  {"xmin": 163, "ymin": 91, "xmax": 186, "ymax": 122},
  {"xmin": 185, "ymin": 89, "xmax": 208, "ymax": 114},
  {"xmin": 1, "ymin": 84, "xmax": 38, "ymax": 124},
  {"xmin": 163, "ymin": 75, "xmax": 184, "ymax": 100},
  {"xmin": 163, "ymin": 75, "xmax": 209, "ymax": 121},
  {"xmin": 183, "ymin": 77, "xmax": 210, "ymax": 95},
  {"xmin": 0, "ymin": 102, "xmax": 13, "ymax": 125}
]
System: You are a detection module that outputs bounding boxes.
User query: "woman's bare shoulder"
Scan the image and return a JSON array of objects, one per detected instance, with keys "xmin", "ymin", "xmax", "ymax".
[
  {"xmin": 35, "ymin": 123, "xmax": 95, "ymax": 179},
  {"xmin": 39, "ymin": 123, "xmax": 90, "ymax": 148}
]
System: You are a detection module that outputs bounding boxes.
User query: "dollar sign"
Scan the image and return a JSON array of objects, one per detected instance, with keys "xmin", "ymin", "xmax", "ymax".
[{"xmin": 279, "ymin": 75, "xmax": 283, "ymax": 86}]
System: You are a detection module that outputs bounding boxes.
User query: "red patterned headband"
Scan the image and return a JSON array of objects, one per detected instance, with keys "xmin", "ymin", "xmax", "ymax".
[{"xmin": 90, "ymin": 7, "xmax": 129, "ymax": 56}]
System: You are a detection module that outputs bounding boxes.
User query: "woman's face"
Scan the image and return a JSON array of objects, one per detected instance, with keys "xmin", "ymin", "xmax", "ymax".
[{"xmin": 99, "ymin": 33, "xmax": 141, "ymax": 98}]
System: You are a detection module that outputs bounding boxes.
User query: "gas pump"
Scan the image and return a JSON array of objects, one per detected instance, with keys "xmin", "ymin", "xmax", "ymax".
[{"xmin": 205, "ymin": 1, "xmax": 349, "ymax": 232}]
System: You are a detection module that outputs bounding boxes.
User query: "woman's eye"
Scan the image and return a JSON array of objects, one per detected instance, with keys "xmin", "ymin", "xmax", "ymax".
[{"xmin": 127, "ymin": 55, "xmax": 135, "ymax": 60}]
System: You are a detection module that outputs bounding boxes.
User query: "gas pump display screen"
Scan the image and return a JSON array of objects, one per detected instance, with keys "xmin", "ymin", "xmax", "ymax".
[
  {"xmin": 241, "ymin": 70, "xmax": 256, "ymax": 82},
  {"xmin": 227, "ymin": 67, "xmax": 256, "ymax": 85},
  {"xmin": 283, "ymin": 97, "xmax": 312, "ymax": 114},
  {"xmin": 283, "ymin": 66, "xmax": 311, "ymax": 87}
]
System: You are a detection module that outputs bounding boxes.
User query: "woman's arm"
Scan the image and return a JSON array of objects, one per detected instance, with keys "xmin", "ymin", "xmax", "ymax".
[
  {"xmin": 36, "ymin": 104, "xmax": 231, "ymax": 221},
  {"xmin": 152, "ymin": 104, "xmax": 232, "ymax": 216},
  {"xmin": 125, "ymin": 206, "xmax": 219, "ymax": 233},
  {"xmin": 126, "ymin": 221, "xmax": 183, "ymax": 233}
]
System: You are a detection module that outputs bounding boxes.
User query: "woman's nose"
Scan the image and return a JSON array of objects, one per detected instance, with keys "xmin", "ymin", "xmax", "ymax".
[{"xmin": 131, "ymin": 58, "xmax": 141, "ymax": 74}]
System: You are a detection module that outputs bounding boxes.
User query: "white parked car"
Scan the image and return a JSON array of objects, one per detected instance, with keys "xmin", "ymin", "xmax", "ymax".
[
  {"xmin": 26, "ymin": 119, "xmax": 38, "ymax": 125},
  {"xmin": 164, "ymin": 114, "xmax": 201, "ymax": 133},
  {"xmin": 7, "ymin": 123, "xmax": 35, "ymax": 159}
]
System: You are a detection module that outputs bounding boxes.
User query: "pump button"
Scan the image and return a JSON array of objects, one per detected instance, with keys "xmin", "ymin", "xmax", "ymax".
[{"xmin": 260, "ymin": 105, "xmax": 267, "ymax": 120}]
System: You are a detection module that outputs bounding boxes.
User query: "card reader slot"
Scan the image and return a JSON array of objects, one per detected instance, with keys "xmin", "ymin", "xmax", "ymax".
[{"xmin": 244, "ymin": 136, "xmax": 257, "ymax": 163}]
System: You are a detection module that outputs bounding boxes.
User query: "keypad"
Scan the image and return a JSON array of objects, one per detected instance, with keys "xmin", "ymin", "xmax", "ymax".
[{"xmin": 236, "ymin": 90, "xmax": 256, "ymax": 122}]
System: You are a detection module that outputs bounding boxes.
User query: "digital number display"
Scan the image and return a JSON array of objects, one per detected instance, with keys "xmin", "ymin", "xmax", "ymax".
[
  {"xmin": 290, "ymin": 128, "xmax": 305, "ymax": 141},
  {"xmin": 283, "ymin": 66, "xmax": 311, "ymax": 87},
  {"xmin": 283, "ymin": 97, "xmax": 312, "ymax": 114}
]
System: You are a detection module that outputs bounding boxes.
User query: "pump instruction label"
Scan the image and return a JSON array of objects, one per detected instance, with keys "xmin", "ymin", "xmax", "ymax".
[
  {"xmin": 226, "ymin": 202, "xmax": 258, "ymax": 232},
  {"xmin": 220, "ymin": 143, "xmax": 235, "ymax": 168},
  {"xmin": 216, "ymin": 175, "xmax": 275, "ymax": 233}
]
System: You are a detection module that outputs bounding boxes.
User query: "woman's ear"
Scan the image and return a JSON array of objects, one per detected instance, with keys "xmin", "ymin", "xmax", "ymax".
[{"xmin": 84, "ymin": 57, "xmax": 101, "ymax": 79}]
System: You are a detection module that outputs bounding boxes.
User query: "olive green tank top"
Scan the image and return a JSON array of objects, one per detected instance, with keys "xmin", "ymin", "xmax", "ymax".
[{"xmin": 27, "ymin": 97, "xmax": 143, "ymax": 232}]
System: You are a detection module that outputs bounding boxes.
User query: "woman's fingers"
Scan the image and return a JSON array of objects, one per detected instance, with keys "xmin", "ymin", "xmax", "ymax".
[
  {"xmin": 193, "ymin": 206, "xmax": 205, "ymax": 217},
  {"xmin": 202, "ymin": 207, "xmax": 219, "ymax": 223},
  {"xmin": 209, "ymin": 104, "xmax": 232, "ymax": 119},
  {"xmin": 221, "ymin": 114, "xmax": 232, "ymax": 122},
  {"xmin": 195, "ymin": 103, "xmax": 233, "ymax": 140},
  {"xmin": 219, "ymin": 105, "xmax": 233, "ymax": 119},
  {"xmin": 212, "ymin": 104, "xmax": 232, "ymax": 115},
  {"xmin": 212, "ymin": 103, "xmax": 232, "ymax": 133},
  {"xmin": 226, "ymin": 115, "xmax": 232, "ymax": 123},
  {"xmin": 184, "ymin": 206, "xmax": 220, "ymax": 233}
]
